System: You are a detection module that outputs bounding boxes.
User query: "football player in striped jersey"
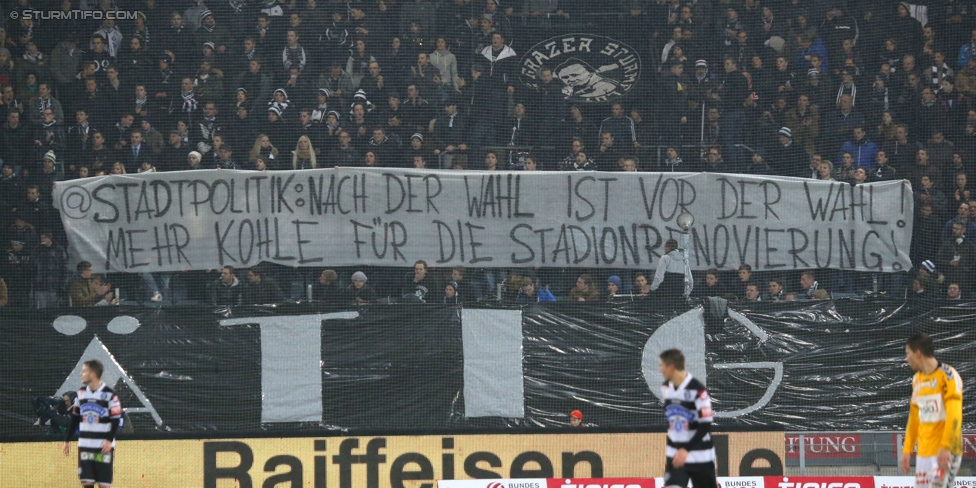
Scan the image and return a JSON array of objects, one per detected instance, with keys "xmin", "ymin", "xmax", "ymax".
[
  {"xmin": 659, "ymin": 349, "xmax": 717, "ymax": 488},
  {"xmin": 62, "ymin": 360, "xmax": 123, "ymax": 488}
]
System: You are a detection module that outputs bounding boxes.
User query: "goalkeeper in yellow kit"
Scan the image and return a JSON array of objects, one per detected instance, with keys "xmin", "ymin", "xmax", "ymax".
[{"xmin": 900, "ymin": 333, "xmax": 964, "ymax": 488}]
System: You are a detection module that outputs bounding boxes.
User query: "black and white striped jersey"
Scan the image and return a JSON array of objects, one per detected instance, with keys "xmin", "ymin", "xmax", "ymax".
[
  {"xmin": 70, "ymin": 384, "xmax": 122, "ymax": 450},
  {"xmin": 662, "ymin": 373, "xmax": 716, "ymax": 464}
]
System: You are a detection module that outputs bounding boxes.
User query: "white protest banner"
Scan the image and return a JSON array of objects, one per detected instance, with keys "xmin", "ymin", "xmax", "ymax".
[{"xmin": 53, "ymin": 169, "xmax": 914, "ymax": 273}]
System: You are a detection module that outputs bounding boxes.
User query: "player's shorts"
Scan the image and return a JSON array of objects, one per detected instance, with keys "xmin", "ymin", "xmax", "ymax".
[
  {"xmin": 78, "ymin": 447, "xmax": 114, "ymax": 486},
  {"xmin": 664, "ymin": 458, "xmax": 717, "ymax": 488},
  {"xmin": 915, "ymin": 453, "xmax": 962, "ymax": 488}
]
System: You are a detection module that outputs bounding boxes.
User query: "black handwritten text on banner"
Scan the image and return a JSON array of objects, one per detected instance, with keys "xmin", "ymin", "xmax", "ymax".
[{"xmin": 53, "ymin": 169, "xmax": 914, "ymax": 273}]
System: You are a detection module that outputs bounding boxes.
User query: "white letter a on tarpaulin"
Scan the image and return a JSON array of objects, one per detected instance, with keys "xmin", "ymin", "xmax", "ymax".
[{"xmin": 57, "ymin": 335, "xmax": 163, "ymax": 426}]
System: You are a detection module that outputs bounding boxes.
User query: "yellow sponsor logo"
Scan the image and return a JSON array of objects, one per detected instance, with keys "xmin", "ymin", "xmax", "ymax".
[{"xmin": 2, "ymin": 432, "xmax": 782, "ymax": 487}]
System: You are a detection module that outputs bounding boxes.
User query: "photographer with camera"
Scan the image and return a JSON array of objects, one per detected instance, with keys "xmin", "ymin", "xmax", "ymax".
[{"xmin": 31, "ymin": 391, "xmax": 76, "ymax": 435}]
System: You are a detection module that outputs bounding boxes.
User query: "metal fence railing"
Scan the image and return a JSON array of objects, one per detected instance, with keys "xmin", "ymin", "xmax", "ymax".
[{"xmin": 786, "ymin": 432, "xmax": 975, "ymax": 476}]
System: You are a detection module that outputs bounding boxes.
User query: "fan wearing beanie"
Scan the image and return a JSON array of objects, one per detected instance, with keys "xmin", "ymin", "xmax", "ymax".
[
  {"xmin": 607, "ymin": 275, "xmax": 623, "ymax": 300},
  {"xmin": 346, "ymin": 271, "xmax": 376, "ymax": 305}
]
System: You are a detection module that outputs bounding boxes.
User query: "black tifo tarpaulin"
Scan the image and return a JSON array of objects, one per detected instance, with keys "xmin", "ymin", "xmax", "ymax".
[{"xmin": 0, "ymin": 298, "xmax": 973, "ymax": 437}]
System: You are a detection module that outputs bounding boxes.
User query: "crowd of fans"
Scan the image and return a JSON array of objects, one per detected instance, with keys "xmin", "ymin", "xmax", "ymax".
[{"xmin": 0, "ymin": 0, "xmax": 974, "ymax": 307}]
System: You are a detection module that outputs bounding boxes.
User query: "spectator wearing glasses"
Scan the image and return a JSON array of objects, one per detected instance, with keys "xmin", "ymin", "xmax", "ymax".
[
  {"xmin": 32, "ymin": 108, "xmax": 65, "ymax": 163},
  {"xmin": 28, "ymin": 83, "xmax": 64, "ymax": 127},
  {"xmin": 327, "ymin": 130, "xmax": 360, "ymax": 167}
]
